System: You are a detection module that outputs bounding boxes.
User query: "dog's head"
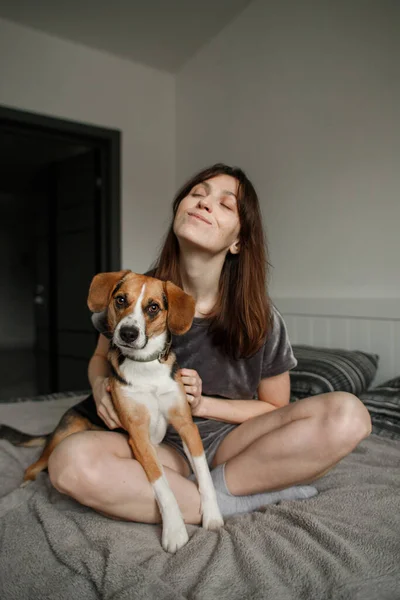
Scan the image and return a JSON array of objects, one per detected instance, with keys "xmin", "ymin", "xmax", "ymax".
[{"xmin": 87, "ymin": 270, "xmax": 195, "ymax": 359}]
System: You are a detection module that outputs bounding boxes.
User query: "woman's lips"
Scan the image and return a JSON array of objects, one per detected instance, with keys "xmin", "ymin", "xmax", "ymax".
[{"xmin": 187, "ymin": 212, "xmax": 212, "ymax": 225}]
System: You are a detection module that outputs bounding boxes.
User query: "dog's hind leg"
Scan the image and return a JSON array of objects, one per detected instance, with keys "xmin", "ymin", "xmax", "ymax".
[{"xmin": 23, "ymin": 410, "xmax": 96, "ymax": 482}]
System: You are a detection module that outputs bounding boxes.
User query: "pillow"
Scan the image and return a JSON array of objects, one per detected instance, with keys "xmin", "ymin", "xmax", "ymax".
[
  {"xmin": 373, "ymin": 376, "xmax": 400, "ymax": 390},
  {"xmin": 360, "ymin": 377, "xmax": 400, "ymax": 440},
  {"xmin": 289, "ymin": 345, "xmax": 379, "ymax": 399}
]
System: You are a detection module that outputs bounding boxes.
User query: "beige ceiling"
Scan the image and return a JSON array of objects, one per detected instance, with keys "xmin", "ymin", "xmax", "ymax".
[{"xmin": 0, "ymin": 0, "xmax": 252, "ymax": 73}]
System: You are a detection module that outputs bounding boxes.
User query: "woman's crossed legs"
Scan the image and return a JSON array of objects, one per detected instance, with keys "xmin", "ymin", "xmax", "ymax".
[{"xmin": 48, "ymin": 392, "xmax": 371, "ymax": 523}]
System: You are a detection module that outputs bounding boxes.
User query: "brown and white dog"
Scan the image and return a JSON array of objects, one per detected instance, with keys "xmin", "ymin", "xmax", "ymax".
[{"xmin": 0, "ymin": 271, "xmax": 223, "ymax": 552}]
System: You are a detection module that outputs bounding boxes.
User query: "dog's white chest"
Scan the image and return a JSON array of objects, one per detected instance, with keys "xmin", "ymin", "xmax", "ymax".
[{"xmin": 119, "ymin": 359, "xmax": 181, "ymax": 445}]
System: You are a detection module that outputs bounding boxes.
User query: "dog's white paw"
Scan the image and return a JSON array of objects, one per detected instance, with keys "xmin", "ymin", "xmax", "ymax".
[
  {"xmin": 162, "ymin": 521, "xmax": 189, "ymax": 553},
  {"xmin": 20, "ymin": 480, "xmax": 32, "ymax": 489},
  {"xmin": 202, "ymin": 500, "xmax": 224, "ymax": 531}
]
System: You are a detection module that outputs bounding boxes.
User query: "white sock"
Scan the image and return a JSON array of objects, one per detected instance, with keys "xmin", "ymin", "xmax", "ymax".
[{"xmin": 209, "ymin": 463, "xmax": 318, "ymax": 517}]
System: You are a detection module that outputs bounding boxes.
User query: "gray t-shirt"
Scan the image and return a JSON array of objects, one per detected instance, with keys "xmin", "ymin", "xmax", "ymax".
[{"xmin": 172, "ymin": 305, "xmax": 297, "ymax": 402}]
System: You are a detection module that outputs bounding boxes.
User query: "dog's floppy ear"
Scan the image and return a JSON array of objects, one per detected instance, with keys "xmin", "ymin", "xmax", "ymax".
[
  {"xmin": 165, "ymin": 281, "xmax": 195, "ymax": 335},
  {"xmin": 88, "ymin": 270, "xmax": 131, "ymax": 312}
]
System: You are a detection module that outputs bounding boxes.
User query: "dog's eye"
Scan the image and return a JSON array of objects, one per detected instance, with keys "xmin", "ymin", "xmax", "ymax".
[
  {"xmin": 115, "ymin": 296, "xmax": 127, "ymax": 307},
  {"xmin": 148, "ymin": 303, "xmax": 160, "ymax": 314}
]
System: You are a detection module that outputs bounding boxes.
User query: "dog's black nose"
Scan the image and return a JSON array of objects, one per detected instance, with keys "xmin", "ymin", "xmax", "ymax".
[{"xmin": 119, "ymin": 326, "xmax": 139, "ymax": 344}]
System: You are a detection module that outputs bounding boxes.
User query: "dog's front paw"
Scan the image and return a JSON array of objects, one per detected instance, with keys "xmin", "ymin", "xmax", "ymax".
[
  {"xmin": 162, "ymin": 521, "xmax": 189, "ymax": 553},
  {"xmin": 202, "ymin": 499, "xmax": 224, "ymax": 531}
]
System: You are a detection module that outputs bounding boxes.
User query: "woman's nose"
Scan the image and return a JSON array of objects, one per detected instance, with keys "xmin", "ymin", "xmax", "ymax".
[{"xmin": 197, "ymin": 195, "xmax": 212, "ymax": 212}]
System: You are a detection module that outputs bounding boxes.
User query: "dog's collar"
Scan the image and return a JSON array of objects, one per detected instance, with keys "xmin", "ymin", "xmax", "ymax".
[{"xmin": 122, "ymin": 335, "xmax": 172, "ymax": 363}]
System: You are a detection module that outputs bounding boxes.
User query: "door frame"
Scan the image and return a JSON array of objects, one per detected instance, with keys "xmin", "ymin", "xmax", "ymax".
[
  {"xmin": 0, "ymin": 105, "xmax": 121, "ymax": 393},
  {"xmin": 0, "ymin": 104, "xmax": 121, "ymax": 271}
]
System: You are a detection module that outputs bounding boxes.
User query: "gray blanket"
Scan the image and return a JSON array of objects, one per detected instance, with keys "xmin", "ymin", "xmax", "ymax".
[{"xmin": 1, "ymin": 399, "xmax": 400, "ymax": 600}]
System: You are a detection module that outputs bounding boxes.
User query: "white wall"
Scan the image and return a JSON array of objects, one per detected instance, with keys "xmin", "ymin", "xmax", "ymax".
[
  {"xmin": 0, "ymin": 17, "xmax": 175, "ymax": 274},
  {"xmin": 176, "ymin": 0, "xmax": 400, "ymax": 299},
  {"xmin": 2, "ymin": 6, "xmax": 399, "ymax": 301}
]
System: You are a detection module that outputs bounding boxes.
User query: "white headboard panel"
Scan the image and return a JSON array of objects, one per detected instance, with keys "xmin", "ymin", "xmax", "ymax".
[{"xmin": 273, "ymin": 299, "xmax": 400, "ymax": 386}]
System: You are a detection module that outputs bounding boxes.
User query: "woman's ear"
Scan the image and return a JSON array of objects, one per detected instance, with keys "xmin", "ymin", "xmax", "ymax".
[
  {"xmin": 229, "ymin": 240, "xmax": 240, "ymax": 254},
  {"xmin": 88, "ymin": 270, "xmax": 131, "ymax": 312},
  {"xmin": 165, "ymin": 281, "xmax": 195, "ymax": 335}
]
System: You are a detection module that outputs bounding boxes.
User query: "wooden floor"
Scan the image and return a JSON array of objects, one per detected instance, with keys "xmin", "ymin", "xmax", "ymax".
[{"xmin": 0, "ymin": 348, "xmax": 37, "ymax": 401}]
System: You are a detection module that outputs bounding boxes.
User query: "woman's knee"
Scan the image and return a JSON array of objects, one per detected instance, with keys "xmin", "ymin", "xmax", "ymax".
[
  {"xmin": 48, "ymin": 432, "xmax": 107, "ymax": 501},
  {"xmin": 317, "ymin": 392, "xmax": 372, "ymax": 453}
]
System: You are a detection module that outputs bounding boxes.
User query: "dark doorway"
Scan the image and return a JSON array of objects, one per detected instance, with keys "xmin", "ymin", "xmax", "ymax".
[{"xmin": 0, "ymin": 106, "xmax": 121, "ymax": 400}]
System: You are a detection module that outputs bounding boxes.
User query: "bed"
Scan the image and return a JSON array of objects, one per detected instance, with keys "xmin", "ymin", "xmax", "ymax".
[{"xmin": 1, "ymin": 328, "xmax": 400, "ymax": 599}]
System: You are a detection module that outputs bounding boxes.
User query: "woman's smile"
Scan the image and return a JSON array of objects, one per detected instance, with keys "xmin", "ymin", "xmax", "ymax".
[{"xmin": 187, "ymin": 211, "xmax": 212, "ymax": 225}]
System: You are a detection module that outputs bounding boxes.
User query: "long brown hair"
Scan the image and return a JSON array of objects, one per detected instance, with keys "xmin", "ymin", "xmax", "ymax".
[{"xmin": 152, "ymin": 163, "xmax": 272, "ymax": 358}]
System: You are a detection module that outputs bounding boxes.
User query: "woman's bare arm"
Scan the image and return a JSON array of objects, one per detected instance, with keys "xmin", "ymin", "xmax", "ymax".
[{"xmin": 88, "ymin": 334, "xmax": 110, "ymax": 389}]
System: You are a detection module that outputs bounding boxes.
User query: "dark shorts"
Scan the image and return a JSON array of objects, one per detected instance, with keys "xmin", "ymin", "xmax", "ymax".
[{"xmin": 72, "ymin": 395, "xmax": 237, "ymax": 471}]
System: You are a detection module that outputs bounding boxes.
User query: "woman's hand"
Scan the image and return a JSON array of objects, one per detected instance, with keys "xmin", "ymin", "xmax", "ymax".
[
  {"xmin": 179, "ymin": 368, "xmax": 205, "ymax": 416},
  {"xmin": 92, "ymin": 376, "xmax": 122, "ymax": 429}
]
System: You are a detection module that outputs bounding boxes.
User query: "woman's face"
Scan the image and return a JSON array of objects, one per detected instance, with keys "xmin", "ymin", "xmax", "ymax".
[{"xmin": 173, "ymin": 174, "xmax": 241, "ymax": 256}]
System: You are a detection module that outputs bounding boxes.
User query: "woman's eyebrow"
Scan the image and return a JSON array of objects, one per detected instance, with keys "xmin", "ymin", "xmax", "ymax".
[
  {"xmin": 193, "ymin": 182, "xmax": 210, "ymax": 193},
  {"xmin": 223, "ymin": 190, "xmax": 237, "ymax": 200}
]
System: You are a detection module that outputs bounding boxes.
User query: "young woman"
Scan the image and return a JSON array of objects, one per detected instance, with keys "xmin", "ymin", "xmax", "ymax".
[{"xmin": 48, "ymin": 164, "xmax": 371, "ymax": 523}]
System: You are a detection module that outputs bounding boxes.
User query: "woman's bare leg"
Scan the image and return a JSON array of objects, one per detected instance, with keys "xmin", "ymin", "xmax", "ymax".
[
  {"xmin": 48, "ymin": 430, "xmax": 202, "ymax": 524},
  {"xmin": 212, "ymin": 392, "xmax": 371, "ymax": 495}
]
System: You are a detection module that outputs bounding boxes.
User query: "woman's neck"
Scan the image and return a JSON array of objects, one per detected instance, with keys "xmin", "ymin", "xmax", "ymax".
[{"xmin": 179, "ymin": 250, "xmax": 225, "ymax": 318}]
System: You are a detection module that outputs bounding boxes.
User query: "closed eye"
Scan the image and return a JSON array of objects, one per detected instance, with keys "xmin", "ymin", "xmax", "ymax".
[
  {"xmin": 221, "ymin": 200, "xmax": 236, "ymax": 211},
  {"xmin": 191, "ymin": 184, "xmax": 207, "ymax": 198}
]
